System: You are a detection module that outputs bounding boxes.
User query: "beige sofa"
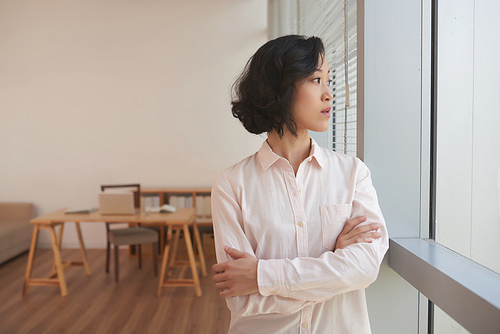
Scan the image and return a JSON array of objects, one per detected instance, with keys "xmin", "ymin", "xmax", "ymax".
[{"xmin": 0, "ymin": 203, "xmax": 34, "ymax": 264}]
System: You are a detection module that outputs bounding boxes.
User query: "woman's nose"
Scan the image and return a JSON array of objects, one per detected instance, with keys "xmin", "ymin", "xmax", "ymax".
[{"xmin": 323, "ymin": 86, "xmax": 333, "ymax": 101}]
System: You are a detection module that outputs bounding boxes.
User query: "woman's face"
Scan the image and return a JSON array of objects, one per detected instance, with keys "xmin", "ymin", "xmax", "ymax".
[{"xmin": 292, "ymin": 56, "xmax": 333, "ymax": 134}]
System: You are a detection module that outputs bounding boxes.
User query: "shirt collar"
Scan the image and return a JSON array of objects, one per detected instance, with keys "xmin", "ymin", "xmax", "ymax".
[
  {"xmin": 257, "ymin": 140, "xmax": 280, "ymax": 171},
  {"xmin": 309, "ymin": 138, "xmax": 325, "ymax": 169},
  {"xmin": 257, "ymin": 138, "xmax": 325, "ymax": 171}
]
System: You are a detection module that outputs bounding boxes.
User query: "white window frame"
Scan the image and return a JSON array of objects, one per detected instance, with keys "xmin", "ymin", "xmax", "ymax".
[{"xmin": 389, "ymin": 1, "xmax": 500, "ymax": 333}]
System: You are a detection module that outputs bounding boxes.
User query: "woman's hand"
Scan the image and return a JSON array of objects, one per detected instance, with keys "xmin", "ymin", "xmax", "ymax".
[
  {"xmin": 212, "ymin": 246, "xmax": 259, "ymax": 298},
  {"xmin": 334, "ymin": 216, "xmax": 382, "ymax": 251}
]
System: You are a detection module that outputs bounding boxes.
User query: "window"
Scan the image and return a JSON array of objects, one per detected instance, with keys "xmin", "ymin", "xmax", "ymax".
[
  {"xmin": 388, "ymin": 0, "xmax": 500, "ymax": 333},
  {"xmin": 269, "ymin": 0, "xmax": 362, "ymax": 158},
  {"xmin": 432, "ymin": 0, "xmax": 500, "ymax": 332},
  {"xmin": 435, "ymin": 0, "xmax": 500, "ymax": 275}
]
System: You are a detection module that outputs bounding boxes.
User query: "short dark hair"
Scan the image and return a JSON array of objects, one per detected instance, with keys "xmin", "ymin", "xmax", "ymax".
[{"xmin": 231, "ymin": 35, "xmax": 325, "ymax": 137}]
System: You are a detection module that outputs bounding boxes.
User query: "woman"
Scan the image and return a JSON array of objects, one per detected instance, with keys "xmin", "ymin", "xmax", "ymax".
[{"xmin": 211, "ymin": 35, "xmax": 388, "ymax": 334}]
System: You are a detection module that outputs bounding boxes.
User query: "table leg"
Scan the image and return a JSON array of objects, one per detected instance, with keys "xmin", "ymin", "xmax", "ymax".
[
  {"xmin": 158, "ymin": 226, "xmax": 173, "ymax": 297},
  {"xmin": 183, "ymin": 225, "xmax": 202, "ymax": 297},
  {"xmin": 49, "ymin": 226, "xmax": 68, "ymax": 297},
  {"xmin": 50, "ymin": 224, "xmax": 65, "ymax": 275},
  {"xmin": 167, "ymin": 227, "xmax": 180, "ymax": 276},
  {"xmin": 192, "ymin": 222, "xmax": 207, "ymax": 276},
  {"xmin": 22, "ymin": 225, "xmax": 39, "ymax": 296},
  {"xmin": 159, "ymin": 225, "xmax": 165, "ymax": 255},
  {"xmin": 57, "ymin": 223, "xmax": 65, "ymax": 248},
  {"xmin": 75, "ymin": 222, "xmax": 91, "ymax": 276}
]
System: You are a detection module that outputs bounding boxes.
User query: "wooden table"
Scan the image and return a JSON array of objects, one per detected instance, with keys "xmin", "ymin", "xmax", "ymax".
[
  {"xmin": 141, "ymin": 187, "xmax": 212, "ymax": 207},
  {"xmin": 141, "ymin": 187, "xmax": 213, "ymax": 258},
  {"xmin": 141, "ymin": 187, "xmax": 212, "ymax": 225},
  {"xmin": 23, "ymin": 208, "xmax": 206, "ymax": 297}
]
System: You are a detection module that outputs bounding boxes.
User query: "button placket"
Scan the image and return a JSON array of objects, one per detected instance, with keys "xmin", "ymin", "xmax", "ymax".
[
  {"xmin": 300, "ymin": 306, "xmax": 313, "ymax": 334},
  {"xmin": 282, "ymin": 162, "xmax": 308, "ymax": 257},
  {"xmin": 292, "ymin": 174, "xmax": 307, "ymax": 257},
  {"xmin": 294, "ymin": 163, "xmax": 307, "ymax": 256}
]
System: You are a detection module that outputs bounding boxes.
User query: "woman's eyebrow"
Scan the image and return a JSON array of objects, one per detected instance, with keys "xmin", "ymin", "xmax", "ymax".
[{"xmin": 314, "ymin": 68, "xmax": 329, "ymax": 74}]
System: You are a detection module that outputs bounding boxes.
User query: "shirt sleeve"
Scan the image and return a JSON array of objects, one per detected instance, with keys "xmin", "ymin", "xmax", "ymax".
[
  {"xmin": 257, "ymin": 159, "xmax": 389, "ymax": 301},
  {"xmin": 212, "ymin": 171, "xmax": 319, "ymax": 316}
]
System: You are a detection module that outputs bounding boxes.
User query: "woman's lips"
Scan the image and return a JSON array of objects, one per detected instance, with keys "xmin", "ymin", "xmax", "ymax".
[{"xmin": 321, "ymin": 106, "xmax": 332, "ymax": 115}]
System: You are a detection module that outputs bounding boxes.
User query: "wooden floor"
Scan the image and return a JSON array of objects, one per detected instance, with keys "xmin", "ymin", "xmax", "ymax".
[{"xmin": 0, "ymin": 249, "xmax": 230, "ymax": 334}]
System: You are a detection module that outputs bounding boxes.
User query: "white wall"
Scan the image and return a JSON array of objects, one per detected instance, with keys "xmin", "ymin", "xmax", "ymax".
[{"xmin": 0, "ymin": 0, "xmax": 267, "ymax": 248}]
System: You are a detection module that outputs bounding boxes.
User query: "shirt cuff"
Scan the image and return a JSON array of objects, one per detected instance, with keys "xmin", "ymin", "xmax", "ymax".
[{"xmin": 257, "ymin": 258, "xmax": 285, "ymax": 297}]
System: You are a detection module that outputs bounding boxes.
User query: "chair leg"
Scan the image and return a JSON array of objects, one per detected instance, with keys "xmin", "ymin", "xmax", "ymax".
[
  {"xmin": 105, "ymin": 224, "xmax": 110, "ymax": 273},
  {"xmin": 153, "ymin": 242, "xmax": 158, "ymax": 276},
  {"xmin": 138, "ymin": 244, "xmax": 142, "ymax": 269},
  {"xmin": 114, "ymin": 245, "xmax": 119, "ymax": 282},
  {"xmin": 106, "ymin": 241, "xmax": 110, "ymax": 273}
]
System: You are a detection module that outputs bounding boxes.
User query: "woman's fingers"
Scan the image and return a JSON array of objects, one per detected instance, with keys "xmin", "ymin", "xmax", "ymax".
[
  {"xmin": 352, "ymin": 222, "xmax": 381, "ymax": 235},
  {"xmin": 212, "ymin": 249, "xmax": 259, "ymax": 298},
  {"xmin": 212, "ymin": 262, "xmax": 225, "ymax": 274},
  {"xmin": 213, "ymin": 270, "xmax": 224, "ymax": 283},
  {"xmin": 341, "ymin": 215, "xmax": 368, "ymax": 235},
  {"xmin": 224, "ymin": 246, "xmax": 250, "ymax": 259},
  {"xmin": 215, "ymin": 281, "xmax": 229, "ymax": 290},
  {"xmin": 344, "ymin": 230, "xmax": 382, "ymax": 245},
  {"xmin": 335, "ymin": 217, "xmax": 382, "ymax": 250}
]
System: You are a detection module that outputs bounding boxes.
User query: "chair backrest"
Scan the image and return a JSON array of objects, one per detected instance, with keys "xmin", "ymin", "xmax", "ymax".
[{"xmin": 100, "ymin": 184, "xmax": 141, "ymax": 209}]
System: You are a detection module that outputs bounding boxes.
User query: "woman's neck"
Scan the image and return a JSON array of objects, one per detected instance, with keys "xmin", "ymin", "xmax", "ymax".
[{"xmin": 267, "ymin": 129, "xmax": 311, "ymax": 175}]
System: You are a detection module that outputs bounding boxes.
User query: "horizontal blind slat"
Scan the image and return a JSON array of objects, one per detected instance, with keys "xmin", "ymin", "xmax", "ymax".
[{"xmin": 297, "ymin": 0, "xmax": 357, "ymax": 156}]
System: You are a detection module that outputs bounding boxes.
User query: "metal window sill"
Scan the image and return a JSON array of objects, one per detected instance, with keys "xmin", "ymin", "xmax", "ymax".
[{"xmin": 389, "ymin": 238, "xmax": 500, "ymax": 333}]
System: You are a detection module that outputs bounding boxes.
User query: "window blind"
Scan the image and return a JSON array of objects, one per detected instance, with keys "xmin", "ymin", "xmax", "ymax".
[{"xmin": 297, "ymin": 0, "xmax": 359, "ymax": 157}]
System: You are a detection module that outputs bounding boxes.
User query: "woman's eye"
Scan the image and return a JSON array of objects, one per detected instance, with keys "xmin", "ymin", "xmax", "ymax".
[
  {"xmin": 327, "ymin": 79, "xmax": 333, "ymax": 86},
  {"xmin": 313, "ymin": 78, "xmax": 321, "ymax": 83}
]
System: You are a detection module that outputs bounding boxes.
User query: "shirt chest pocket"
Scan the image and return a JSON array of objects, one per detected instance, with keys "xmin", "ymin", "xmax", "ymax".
[{"xmin": 319, "ymin": 204, "xmax": 352, "ymax": 250}]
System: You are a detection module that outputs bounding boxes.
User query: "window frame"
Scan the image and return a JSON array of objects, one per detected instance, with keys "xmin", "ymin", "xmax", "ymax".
[{"xmin": 388, "ymin": 1, "xmax": 500, "ymax": 333}]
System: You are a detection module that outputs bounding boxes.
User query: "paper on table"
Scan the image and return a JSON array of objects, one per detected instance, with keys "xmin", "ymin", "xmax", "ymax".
[{"xmin": 65, "ymin": 208, "xmax": 98, "ymax": 214}]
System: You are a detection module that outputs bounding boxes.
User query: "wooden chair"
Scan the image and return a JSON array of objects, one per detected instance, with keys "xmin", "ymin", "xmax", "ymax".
[{"xmin": 101, "ymin": 184, "xmax": 158, "ymax": 282}]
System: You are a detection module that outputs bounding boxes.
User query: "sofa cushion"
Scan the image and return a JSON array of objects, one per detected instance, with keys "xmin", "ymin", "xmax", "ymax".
[
  {"xmin": 0, "ymin": 203, "xmax": 34, "ymax": 224},
  {"xmin": 0, "ymin": 221, "xmax": 33, "ymax": 253},
  {"xmin": 0, "ymin": 202, "xmax": 34, "ymax": 263}
]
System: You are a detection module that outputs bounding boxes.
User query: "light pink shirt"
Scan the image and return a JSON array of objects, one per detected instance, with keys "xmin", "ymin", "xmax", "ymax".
[{"xmin": 211, "ymin": 139, "xmax": 389, "ymax": 334}]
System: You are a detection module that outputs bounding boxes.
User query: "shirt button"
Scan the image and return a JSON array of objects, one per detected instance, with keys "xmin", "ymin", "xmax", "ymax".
[
  {"xmin": 307, "ymin": 157, "xmax": 312, "ymax": 162},
  {"xmin": 299, "ymin": 189, "xmax": 302, "ymax": 193},
  {"xmin": 298, "ymin": 221, "xmax": 304, "ymax": 227},
  {"xmin": 270, "ymin": 290, "xmax": 277, "ymax": 294},
  {"xmin": 302, "ymin": 322, "xmax": 308, "ymax": 328}
]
